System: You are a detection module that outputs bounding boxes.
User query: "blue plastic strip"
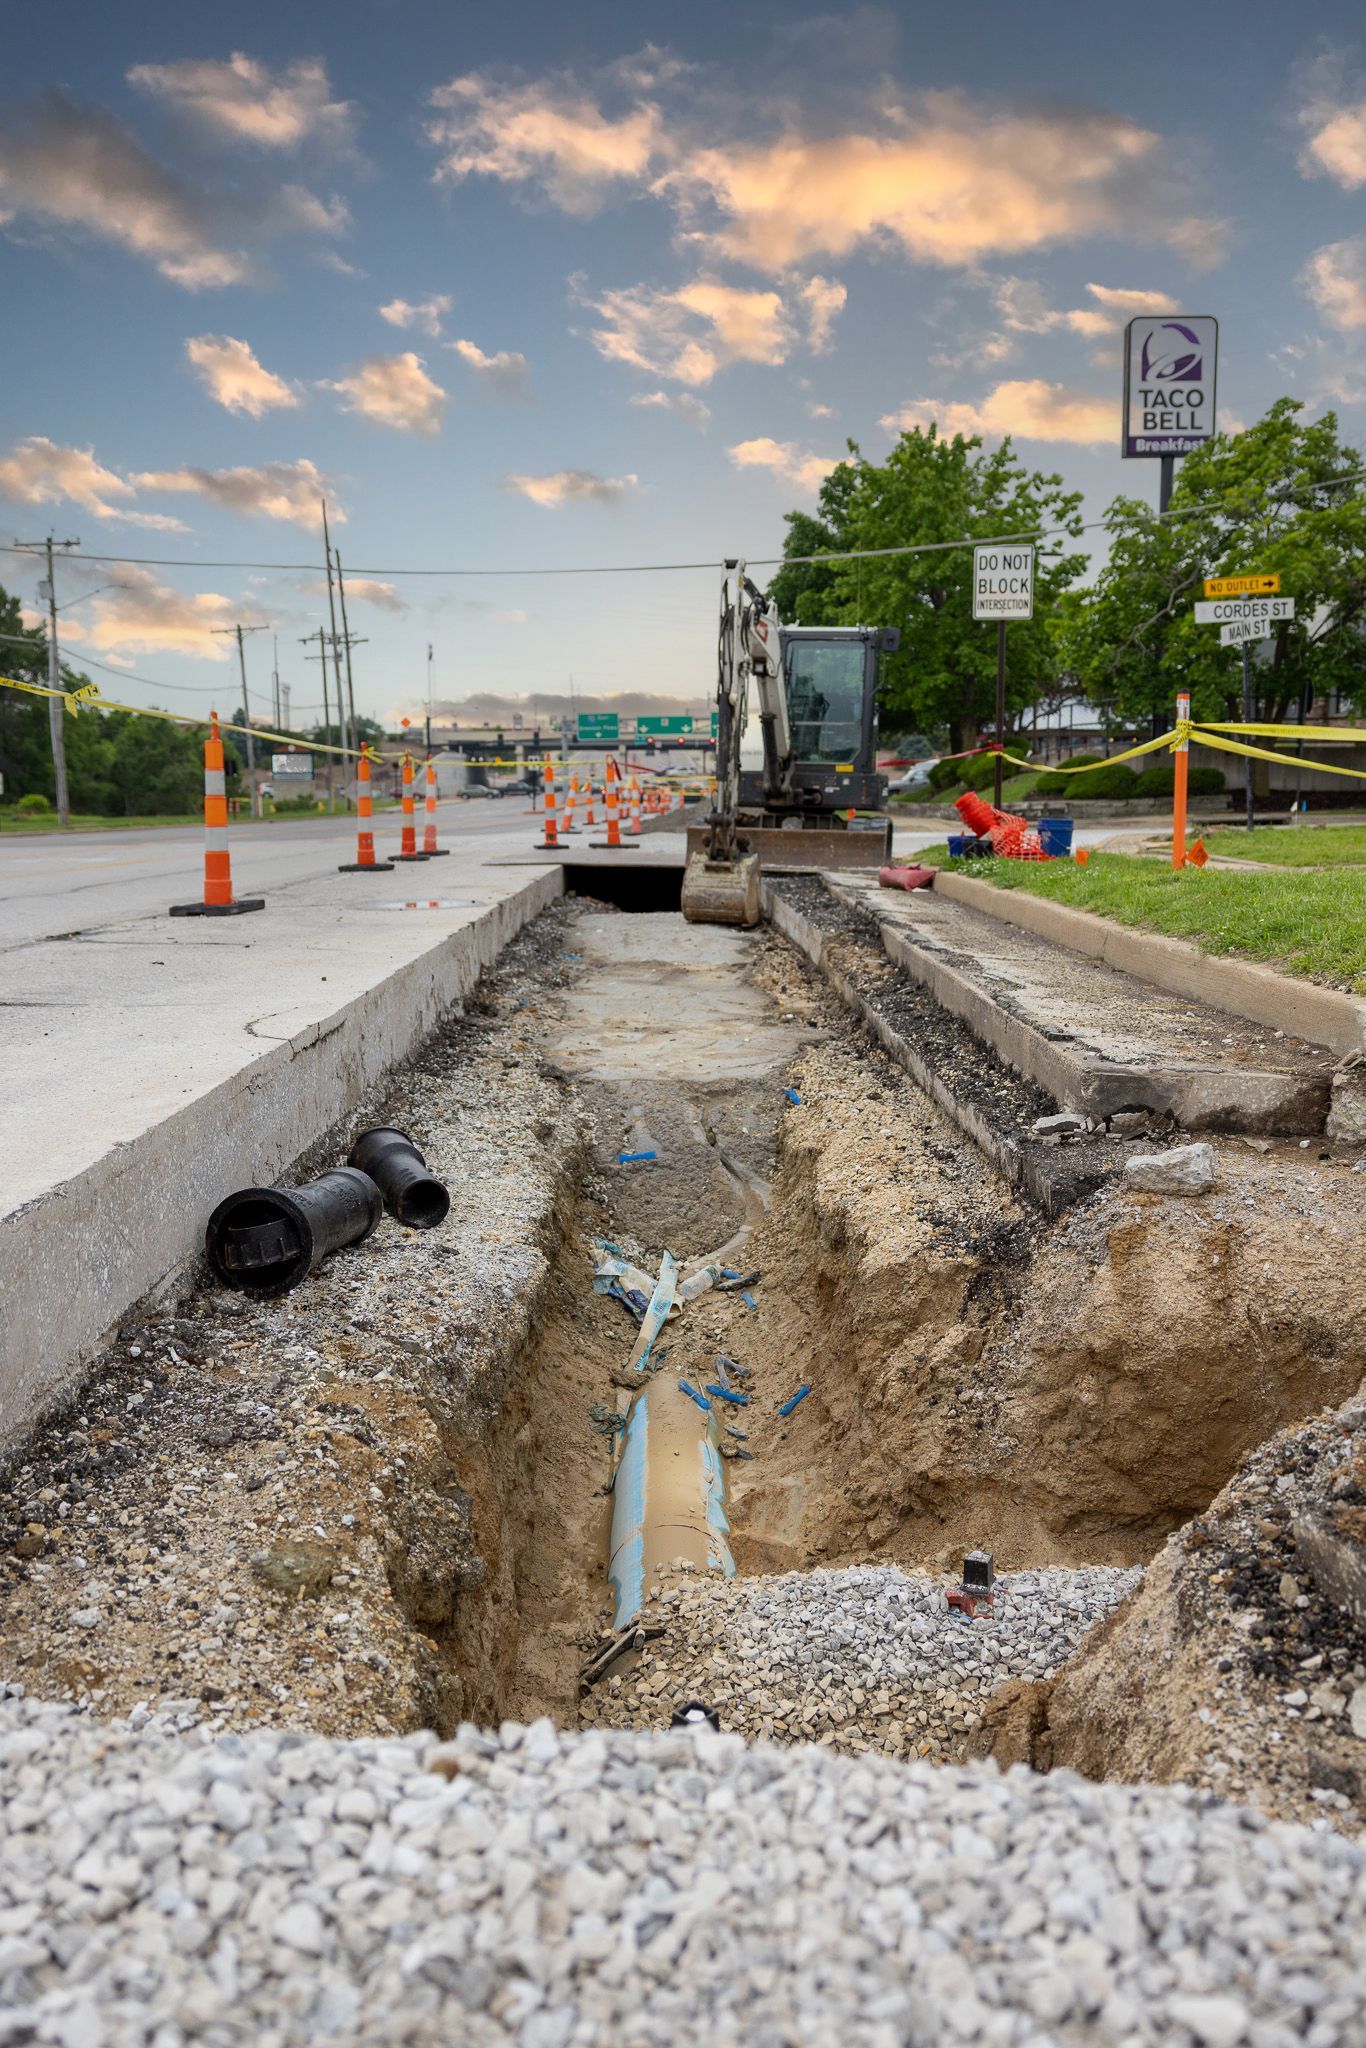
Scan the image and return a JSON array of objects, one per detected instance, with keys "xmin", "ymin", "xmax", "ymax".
[
  {"xmin": 678, "ymin": 1380, "xmax": 712, "ymax": 1413},
  {"xmin": 777, "ymin": 1383, "xmax": 812, "ymax": 1417},
  {"xmin": 704, "ymin": 1385, "xmax": 749, "ymax": 1406}
]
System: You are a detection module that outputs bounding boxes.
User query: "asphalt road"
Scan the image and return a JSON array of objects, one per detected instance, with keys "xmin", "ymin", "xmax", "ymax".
[{"xmin": 0, "ymin": 801, "xmax": 539, "ymax": 951}]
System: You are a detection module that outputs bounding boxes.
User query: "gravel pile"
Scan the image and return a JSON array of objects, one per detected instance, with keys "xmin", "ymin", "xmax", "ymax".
[
  {"xmin": 3, "ymin": 1693, "xmax": 1365, "ymax": 2047},
  {"xmin": 585, "ymin": 1562, "xmax": 1139, "ymax": 1761}
]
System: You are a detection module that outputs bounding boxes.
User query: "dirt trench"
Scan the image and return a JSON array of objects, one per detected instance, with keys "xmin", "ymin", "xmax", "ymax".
[{"xmin": 4, "ymin": 895, "xmax": 1366, "ymax": 1796}]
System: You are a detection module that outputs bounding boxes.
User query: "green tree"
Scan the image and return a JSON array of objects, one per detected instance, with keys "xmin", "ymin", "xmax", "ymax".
[
  {"xmin": 775, "ymin": 426, "xmax": 1084, "ymax": 749},
  {"xmin": 766, "ymin": 460, "xmax": 860, "ymax": 623},
  {"xmin": 1057, "ymin": 399, "xmax": 1366, "ymax": 726}
]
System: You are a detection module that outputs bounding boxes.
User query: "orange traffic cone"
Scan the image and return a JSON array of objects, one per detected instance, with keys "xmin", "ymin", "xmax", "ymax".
[
  {"xmin": 562, "ymin": 774, "xmax": 581, "ymax": 835},
  {"xmin": 339, "ymin": 744, "xmax": 394, "ymax": 872},
  {"xmin": 591, "ymin": 758, "xmax": 637, "ymax": 849},
  {"xmin": 395, "ymin": 752, "xmax": 429, "ymax": 862},
  {"xmin": 422, "ymin": 754, "xmax": 449, "ymax": 856},
  {"xmin": 537, "ymin": 755, "xmax": 560, "ymax": 850},
  {"xmin": 171, "ymin": 713, "xmax": 264, "ymax": 916}
]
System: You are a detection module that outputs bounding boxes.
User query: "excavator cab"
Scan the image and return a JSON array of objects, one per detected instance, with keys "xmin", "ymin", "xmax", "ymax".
[{"xmin": 738, "ymin": 626, "xmax": 890, "ymax": 820}]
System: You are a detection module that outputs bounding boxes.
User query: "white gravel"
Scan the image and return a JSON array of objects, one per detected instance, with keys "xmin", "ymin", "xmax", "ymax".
[
  {"xmin": 587, "ymin": 1562, "xmax": 1141, "ymax": 1760},
  {"xmin": 3, "ymin": 1693, "xmax": 1365, "ymax": 2047}
]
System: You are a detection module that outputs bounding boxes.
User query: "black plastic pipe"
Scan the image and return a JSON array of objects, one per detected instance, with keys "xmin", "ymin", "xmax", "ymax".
[
  {"xmin": 205, "ymin": 1167, "xmax": 384, "ymax": 1294},
  {"xmin": 349, "ymin": 1126, "xmax": 450, "ymax": 1230}
]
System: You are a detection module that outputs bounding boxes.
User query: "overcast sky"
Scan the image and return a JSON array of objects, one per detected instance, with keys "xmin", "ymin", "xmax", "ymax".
[{"xmin": 2, "ymin": 0, "xmax": 1364, "ymax": 726}]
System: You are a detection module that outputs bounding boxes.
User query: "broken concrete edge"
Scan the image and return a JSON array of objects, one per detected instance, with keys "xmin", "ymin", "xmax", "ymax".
[
  {"xmin": 0, "ymin": 868, "xmax": 564, "ymax": 1455},
  {"xmin": 836, "ymin": 889, "xmax": 1331, "ymax": 1139},
  {"xmin": 931, "ymin": 867, "xmax": 1366, "ymax": 1060},
  {"xmin": 762, "ymin": 881, "xmax": 1102, "ymax": 1217}
]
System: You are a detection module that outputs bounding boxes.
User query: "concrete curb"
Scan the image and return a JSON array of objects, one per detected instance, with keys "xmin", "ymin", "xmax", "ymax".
[
  {"xmin": 932, "ymin": 869, "xmax": 1366, "ymax": 1059},
  {"xmin": 0, "ymin": 870, "xmax": 562, "ymax": 1452}
]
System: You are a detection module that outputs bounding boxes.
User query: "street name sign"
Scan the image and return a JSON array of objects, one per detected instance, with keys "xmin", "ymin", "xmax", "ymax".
[
  {"xmin": 1203, "ymin": 572, "xmax": 1279, "ymax": 598},
  {"xmin": 1220, "ymin": 618, "xmax": 1272, "ymax": 647},
  {"xmin": 1123, "ymin": 315, "xmax": 1218, "ymax": 457},
  {"xmin": 972, "ymin": 542, "xmax": 1035, "ymax": 620},
  {"xmin": 576, "ymin": 712, "xmax": 619, "ymax": 742},
  {"xmin": 1193, "ymin": 596, "xmax": 1294, "ymax": 624}
]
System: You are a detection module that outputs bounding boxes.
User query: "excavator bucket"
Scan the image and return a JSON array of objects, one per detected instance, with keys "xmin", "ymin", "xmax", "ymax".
[{"xmin": 680, "ymin": 849, "xmax": 762, "ymax": 926}]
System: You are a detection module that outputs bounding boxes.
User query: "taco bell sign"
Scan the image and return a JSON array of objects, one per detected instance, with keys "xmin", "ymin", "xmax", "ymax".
[{"xmin": 1122, "ymin": 315, "xmax": 1218, "ymax": 458}]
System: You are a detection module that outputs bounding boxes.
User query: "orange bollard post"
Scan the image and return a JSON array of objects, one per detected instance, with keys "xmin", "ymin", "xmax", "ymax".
[
  {"xmin": 590, "ymin": 757, "xmax": 638, "ymax": 849},
  {"xmin": 1171, "ymin": 690, "xmax": 1190, "ymax": 871},
  {"xmin": 395, "ymin": 752, "xmax": 430, "ymax": 862},
  {"xmin": 339, "ymin": 744, "xmax": 394, "ymax": 872},
  {"xmin": 171, "ymin": 712, "xmax": 265, "ymax": 916},
  {"xmin": 584, "ymin": 776, "xmax": 597, "ymax": 828},
  {"xmin": 537, "ymin": 755, "xmax": 560, "ymax": 850},
  {"xmin": 422, "ymin": 753, "xmax": 449, "ymax": 857},
  {"xmin": 629, "ymin": 776, "xmax": 643, "ymax": 834}
]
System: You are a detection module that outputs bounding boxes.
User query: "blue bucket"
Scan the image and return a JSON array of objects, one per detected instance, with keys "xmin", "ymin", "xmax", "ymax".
[
  {"xmin": 1038, "ymin": 816, "xmax": 1074, "ymax": 858},
  {"xmin": 946, "ymin": 833, "xmax": 967, "ymax": 857}
]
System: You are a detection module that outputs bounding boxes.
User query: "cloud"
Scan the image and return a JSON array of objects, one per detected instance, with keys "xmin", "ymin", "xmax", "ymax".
[
  {"xmin": 579, "ymin": 276, "xmax": 799, "ymax": 385},
  {"xmin": 379, "ymin": 293, "xmax": 452, "ymax": 336},
  {"xmin": 800, "ymin": 275, "xmax": 846, "ymax": 352},
  {"xmin": 629, "ymin": 389, "xmax": 711, "ymax": 427},
  {"xmin": 502, "ymin": 469, "xmax": 638, "ymax": 508},
  {"xmin": 1295, "ymin": 56, "xmax": 1366, "ymax": 189},
  {"xmin": 1302, "ymin": 238, "xmax": 1366, "ymax": 332},
  {"xmin": 185, "ymin": 334, "xmax": 298, "ymax": 416},
  {"xmin": 135, "ymin": 457, "xmax": 339, "ymax": 528},
  {"xmin": 423, "ymin": 62, "xmax": 1216, "ymax": 274},
  {"xmin": 427, "ymin": 70, "xmax": 662, "ymax": 213},
  {"xmin": 0, "ymin": 91, "xmax": 349, "ymax": 287},
  {"xmin": 128, "ymin": 53, "xmax": 355, "ymax": 153},
  {"xmin": 325, "ymin": 352, "xmax": 446, "ymax": 434},
  {"xmin": 448, "ymin": 337, "xmax": 532, "ymax": 397},
  {"xmin": 728, "ymin": 436, "xmax": 839, "ymax": 494},
  {"xmin": 806, "ymin": 401, "xmax": 835, "ymax": 419},
  {"xmin": 59, "ymin": 565, "xmax": 263, "ymax": 661},
  {"xmin": 0, "ymin": 435, "xmax": 186, "ymax": 528},
  {"xmin": 881, "ymin": 378, "xmax": 1114, "ymax": 444},
  {"xmin": 993, "ymin": 276, "xmax": 1178, "ymax": 341}
]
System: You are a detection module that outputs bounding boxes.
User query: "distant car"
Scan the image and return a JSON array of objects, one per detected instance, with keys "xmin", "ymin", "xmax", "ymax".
[
  {"xmin": 501, "ymin": 779, "xmax": 536, "ymax": 797},
  {"xmin": 888, "ymin": 759, "xmax": 939, "ymax": 792},
  {"xmin": 459, "ymin": 783, "xmax": 500, "ymax": 799}
]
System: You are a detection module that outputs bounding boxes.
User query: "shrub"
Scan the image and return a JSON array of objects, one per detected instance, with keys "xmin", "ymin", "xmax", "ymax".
[
  {"xmin": 15, "ymin": 791, "xmax": 51, "ymax": 814},
  {"xmin": 1034, "ymin": 753, "xmax": 1102, "ymax": 794},
  {"xmin": 1037, "ymin": 757, "xmax": 1137, "ymax": 799},
  {"xmin": 1133, "ymin": 760, "xmax": 1226, "ymax": 797}
]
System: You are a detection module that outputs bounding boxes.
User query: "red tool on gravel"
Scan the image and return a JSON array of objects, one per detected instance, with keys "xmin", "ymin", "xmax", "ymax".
[{"xmin": 878, "ymin": 865, "xmax": 935, "ymax": 891}]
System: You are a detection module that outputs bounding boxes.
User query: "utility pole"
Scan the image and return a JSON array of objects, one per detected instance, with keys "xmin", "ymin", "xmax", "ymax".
[
  {"xmin": 335, "ymin": 554, "xmax": 365, "ymax": 777},
  {"xmin": 271, "ymin": 634, "xmax": 281, "ymax": 730},
  {"xmin": 212, "ymin": 623, "xmax": 268, "ymax": 817},
  {"xmin": 320, "ymin": 500, "xmax": 352, "ymax": 776},
  {"xmin": 13, "ymin": 535, "xmax": 79, "ymax": 827},
  {"xmin": 300, "ymin": 629, "xmax": 336, "ymax": 810},
  {"xmin": 426, "ymin": 643, "xmax": 434, "ymax": 756}
]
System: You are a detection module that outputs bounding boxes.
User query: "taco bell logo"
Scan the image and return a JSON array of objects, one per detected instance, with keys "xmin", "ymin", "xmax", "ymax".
[
  {"xmin": 1124, "ymin": 314, "xmax": 1217, "ymax": 458},
  {"xmin": 1140, "ymin": 321, "xmax": 1203, "ymax": 384}
]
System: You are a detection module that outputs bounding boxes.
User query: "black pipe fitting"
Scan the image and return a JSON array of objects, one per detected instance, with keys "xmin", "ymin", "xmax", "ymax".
[
  {"xmin": 206, "ymin": 1167, "xmax": 384, "ymax": 1294},
  {"xmin": 349, "ymin": 1126, "xmax": 450, "ymax": 1230}
]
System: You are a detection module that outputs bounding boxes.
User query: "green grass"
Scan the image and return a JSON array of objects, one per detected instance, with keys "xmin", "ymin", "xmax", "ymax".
[
  {"xmin": 920, "ymin": 847, "xmax": 1366, "ymax": 992},
  {"xmin": 1202, "ymin": 824, "xmax": 1366, "ymax": 868}
]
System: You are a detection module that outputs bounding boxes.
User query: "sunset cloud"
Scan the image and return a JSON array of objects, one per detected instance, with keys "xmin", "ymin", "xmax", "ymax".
[
  {"xmin": 59, "ymin": 565, "xmax": 264, "ymax": 661},
  {"xmin": 302, "ymin": 573, "xmax": 407, "ymax": 613},
  {"xmin": 580, "ymin": 277, "xmax": 797, "ymax": 385},
  {"xmin": 0, "ymin": 436, "xmax": 185, "ymax": 528},
  {"xmin": 185, "ymin": 334, "xmax": 299, "ymax": 416},
  {"xmin": 1302, "ymin": 237, "xmax": 1366, "ymax": 332},
  {"xmin": 448, "ymin": 337, "xmax": 532, "ymax": 396},
  {"xmin": 128, "ymin": 53, "xmax": 356, "ymax": 154},
  {"xmin": 379, "ymin": 293, "xmax": 452, "ymax": 337},
  {"xmin": 728, "ymin": 436, "xmax": 839, "ymax": 494},
  {"xmin": 800, "ymin": 276, "xmax": 846, "ymax": 353},
  {"xmin": 135, "ymin": 456, "xmax": 339, "ymax": 528},
  {"xmin": 629, "ymin": 389, "xmax": 711, "ymax": 427},
  {"xmin": 427, "ymin": 69, "xmax": 661, "ymax": 213},
  {"xmin": 881, "ymin": 379, "xmax": 1114, "ymax": 445},
  {"xmin": 325, "ymin": 352, "xmax": 447, "ymax": 434},
  {"xmin": 994, "ymin": 277, "xmax": 1177, "ymax": 339},
  {"xmin": 1296, "ymin": 57, "xmax": 1366, "ymax": 190},
  {"xmin": 503, "ymin": 468, "xmax": 637, "ymax": 507}
]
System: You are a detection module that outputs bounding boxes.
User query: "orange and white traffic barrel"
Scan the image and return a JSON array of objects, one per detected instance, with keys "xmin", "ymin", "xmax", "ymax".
[
  {"xmin": 395, "ymin": 752, "xmax": 429, "ymax": 862},
  {"xmin": 628, "ymin": 776, "xmax": 642, "ymax": 835},
  {"xmin": 537, "ymin": 754, "xmax": 560, "ymax": 849},
  {"xmin": 590, "ymin": 756, "xmax": 637, "ymax": 849},
  {"xmin": 170, "ymin": 712, "xmax": 264, "ymax": 917},
  {"xmin": 422, "ymin": 753, "xmax": 449, "ymax": 856},
  {"xmin": 339, "ymin": 743, "xmax": 394, "ymax": 872}
]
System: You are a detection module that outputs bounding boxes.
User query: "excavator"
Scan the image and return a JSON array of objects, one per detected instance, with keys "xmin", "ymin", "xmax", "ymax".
[{"xmin": 680, "ymin": 559, "xmax": 900, "ymax": 926}]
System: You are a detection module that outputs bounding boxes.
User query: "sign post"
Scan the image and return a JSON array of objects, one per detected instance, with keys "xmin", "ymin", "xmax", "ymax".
[
  {"xmin": 1192, "ymin": 580, "xmax": 1292, "ymax": 833},
  {"xmin": 1172, "ymin": 691, "xmax": 1190, "ymax": 870},
  {"xmin": 1122, "ymin": 316, "xmax": 1218, "ymax": 515},
  {"xmin": 972, "ymin": 542, "xmax": 1035, "ymax": 807}
]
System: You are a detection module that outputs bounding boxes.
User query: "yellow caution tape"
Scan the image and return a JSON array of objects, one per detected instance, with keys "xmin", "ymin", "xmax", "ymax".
[
  {"xmin": 994, "ymin": 729, "xmax": 1178, "ymax": 774},
  {"xmin": 1190, "ymin": 728, "xmax": 1366, "ymax": 781},
  {"xmin": 1197, "ymin": 720, "xmax": 1366, "ymax": 744}
]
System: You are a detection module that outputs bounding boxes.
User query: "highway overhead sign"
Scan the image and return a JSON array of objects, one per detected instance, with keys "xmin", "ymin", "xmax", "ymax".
[
  {"xmin": 1220, "ymin": 618, "xmax": 1272, "ymax": 647},
  {"xmin": 972, "ymin": 542, "xmax": 1035, "ymax": 620},
  {"xmin": 577, "ymin": 712, "xmax": 619, "ymax": 741},
  {"xmin": 637, "ymin": 715, "xmax": 693, "ymax": 735},
  {"xmin": 1203, "ymin": 572, "xmax": 1280, "ymax": 598},
  {"xmin": 1193, "ymin": 596, "xmax": 1295, "ymax": 624},
  {"xmin": 1123, "ymin": 315, "xmax": 1217, "ymax": 457}
]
